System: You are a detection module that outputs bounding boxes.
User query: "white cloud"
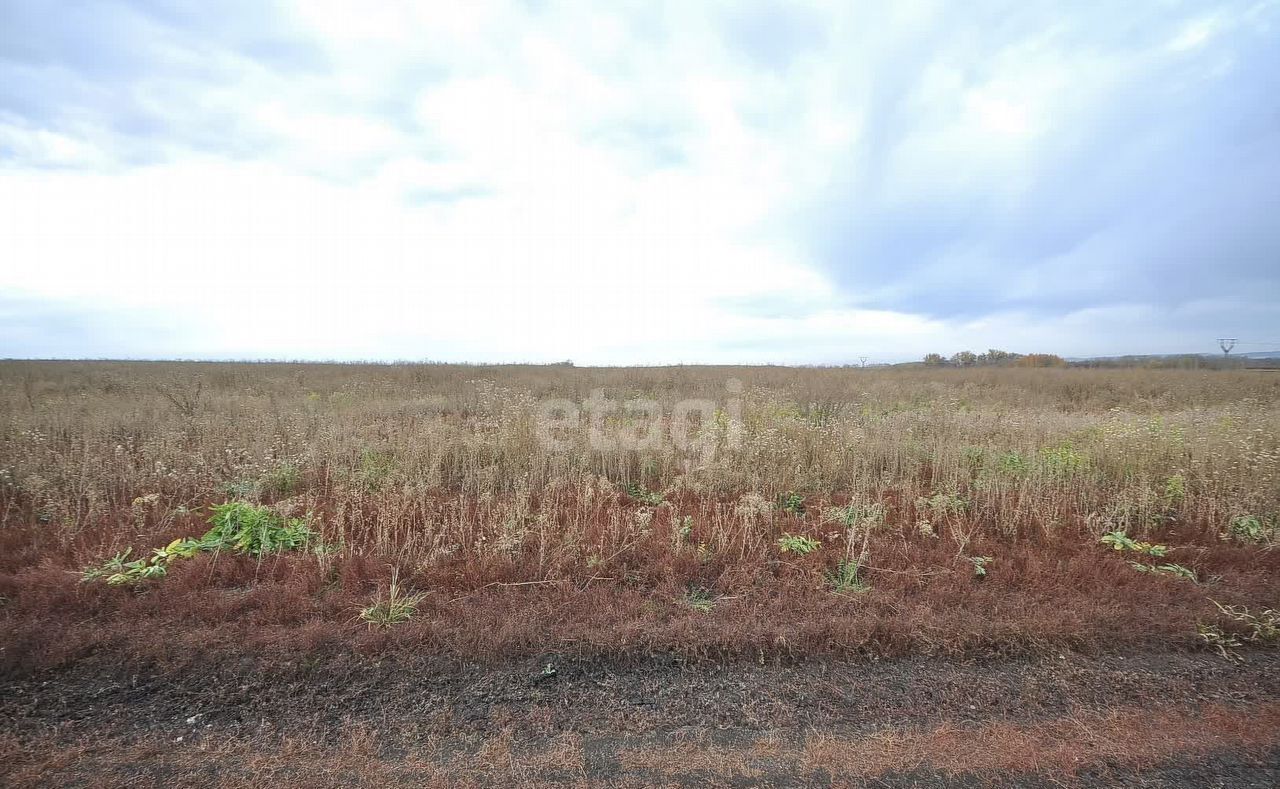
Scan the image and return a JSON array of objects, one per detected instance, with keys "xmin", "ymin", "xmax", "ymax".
[{"xmin": 1, "ymin": 0, "xmax": 1277, "ymax": 362}]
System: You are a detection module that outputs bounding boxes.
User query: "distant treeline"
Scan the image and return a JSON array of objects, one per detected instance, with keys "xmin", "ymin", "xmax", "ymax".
[
  {"xmin": 919, "ymin": 350, "xmax": 1066, "ymax": 368},
  {"xmin": 1073, "ymin": 355, "xmax": 1279, "ymax": 370},
  {"xmin": 917, "ymin": 350, "xmax": 1278, "ymax": 370}
]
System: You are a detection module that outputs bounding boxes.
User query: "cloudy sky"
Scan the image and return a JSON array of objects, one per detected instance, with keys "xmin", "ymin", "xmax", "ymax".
[{"xmin": 2, "ymin": 1, "xmax": 1278, "ymax": 364}]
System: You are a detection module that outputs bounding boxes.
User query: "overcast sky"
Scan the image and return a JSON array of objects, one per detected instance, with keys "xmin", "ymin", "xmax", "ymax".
[{"xmin": 2, "ymin": 1, "xmax": 1278, "ymax": 364}]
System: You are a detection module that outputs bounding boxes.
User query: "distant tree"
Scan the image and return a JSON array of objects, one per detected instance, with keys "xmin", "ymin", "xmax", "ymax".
[
  {"xmin": 981, "ymin": 349, "xmax": 1015, "ymax": 365},
  {"xmin": 923, "ymin": 353, "xmax": 946, "ymax": 366},
  {"xmin": 1015, "ymin": 353, "xmax": 1067, "ymax": 368},
  {"xmin": 951, "ymin": 351, "xmax": 978, "ymax": 367}
]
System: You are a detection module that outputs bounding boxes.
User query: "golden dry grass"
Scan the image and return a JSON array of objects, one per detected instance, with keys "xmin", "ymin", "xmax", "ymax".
[{"xmin": 1, "ymin": 361, "xmax": 1278, "ymax": 666}]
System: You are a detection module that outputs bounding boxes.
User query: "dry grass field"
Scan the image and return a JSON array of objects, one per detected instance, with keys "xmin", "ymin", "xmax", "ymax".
[{"xmin": 3, "ymin": 361, "xmax": 1280, "ymax": 785}]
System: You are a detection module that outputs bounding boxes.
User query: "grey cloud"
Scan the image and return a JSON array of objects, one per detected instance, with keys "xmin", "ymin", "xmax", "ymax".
[
  {"xmin": 0, "ymin": 0, "xmax": 325, "ymax": 168},
  {"xmin": 0, "ymin": 0, "xmax": 462, "ymax": 175},
  {"xmin": 797, "ymin": 1, "xmax": 1280, "ymax": 329}
]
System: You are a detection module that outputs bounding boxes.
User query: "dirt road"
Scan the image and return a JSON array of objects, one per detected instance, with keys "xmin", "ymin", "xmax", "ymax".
[{"xmin": 5, "ymin": 648, "xmax": 1279, "ymax": 786}]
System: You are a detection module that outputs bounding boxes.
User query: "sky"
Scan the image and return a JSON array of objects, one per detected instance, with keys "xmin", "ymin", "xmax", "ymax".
[{"xmin": 2, "ymin": 0, "xmax": 1278, "ymax": 365}]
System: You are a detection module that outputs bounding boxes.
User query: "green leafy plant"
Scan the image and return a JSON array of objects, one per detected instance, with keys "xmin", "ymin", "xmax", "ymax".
[
  {"xmin": 201, "ymin": 502, "xmax": 314, "ymax": 556},
  {"xmin": 826, "ymin": 501, "xmax": 884, "ymax": 595},
  {"xmin": 360, "ymin": 570, "xmax": 426, "ymax": 627},
  {"xmin": 968, "ymin": 555, "xmax": 993, "ymax": 579},
  {"xmin": 827, "ymin": 559, "xmax": 871, "ymax": 594},
  {"xmin": 260, "ymin": 462, "xmax": 302, "ymax": 496},
  {"xmin": 777, "ymin": 533, "xmax": 821, "ymax": 555},
  {"xmin": 1224, "ymin": 515, "xmax": 1278, "ymax": 545},
  {"xmin": 81, "ymin": 548, "xmax": 167, "ymax": 586},
  {"xmin": 995, "ymin": 451, "xmax": 1029, "ymax": 477},
  {"xmin": 831, "ymin": 503, "xmax": 886, "ymax": 530},
  {"xmin": 915, "ymin": 492, "xmax": 968, "ymax": 517},
  {"xmin": 80, "ymin": 535, "xmax": 208, "ymax": 586},
  {"xmin": 1039, "ymin": 443, "xmax": 1087, "ymax": 477},
  {"xmin": 625, "ymin": 482, "xmax": 664, "ymax": 506},
  {"xmin": 672, "ymin": 515, "xmax": 693, "ymax": 547},
  {"xmin": 682, "ymin": 585, "xmax": 716, "ymax": 613},
  {"xmin": 356, "ymin": 450, "xmax": 396, "ymax": 492},
  {"xmin": 81, "ymin": 502, "xmax": 316, "ymax": 586},
  {"xmin": 1162, "ymin": 474, "xmax": 1186, "ymax": 507},
  {"xmin": 218, "ymin": 479, "xmax": 257, "ymax": 499},
  {"xmin": 778, "ymin": 491, "xmax": 806, "ymax": 516},
  {"xmin": 1099, "ymin": 530, "xmax": 1169, "ymax": 557}
]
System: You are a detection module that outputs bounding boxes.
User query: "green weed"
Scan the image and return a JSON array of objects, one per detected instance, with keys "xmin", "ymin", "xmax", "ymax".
[
  {"xmin": 360, "ymin": 571, "xmax": 426, "ymax": 627},
  {"xmin": 260, "ymin": 462, "xmax": 302, "ymax": 496},
  {"xmin": 995, "ymin": 451, "xmax": 1029, "ymax": 476},
  {"xmin": 916, "ymin": 492, "xmax": 968, "ymax": 518},
  {"xmin": 202, "ymin": 501, "xmax": 314, "ymax": 556},
  {"xmin": 625, "ymin": 482, "xmax": 664, "ymax": 506},
  {"xmin": 672, "ymin": 515, "xmax": 693, "ymax": 548},
  {"xmin": 81, "ymin": 502, "xmax": 315, "ymax": 586},
  {"xmin": 356, "ymin": 450, "xmax": 396, "ymax": 492},
  {"xmin": 682, "ymin": 585, "xmax": 716, "ymax": 613},
  {"xmin": 1162, "ymin": 474, "xmax": 1186, "ymax": 507},
  {"xmin": 827, "ymin": 560, "xmax": 871, "ymax": 594},
  {"xmin": 831, "ymin": 503, "xmax": 886, "ymax": 530},
  {"xmin": 1224, "ymin": 515, "xmax": 1278, "ymax": 545},
  {"xmin": 777, "ymin": 533, "xmax": 821, "ymax": 555},
  {"xmin": 1099, "ymin": 530, "xmax": 1169, "ymax": 557},
  {"xmin": 1039, "ymin": 443, "xmax": 1087, "ymax": 477},
  {"xmin": 778, "ymin": 491, "xmax": 806, "ymax": 516},
  {"xmin": 968, "ymin": 555, "xmax": 993, "ymax": 579}
]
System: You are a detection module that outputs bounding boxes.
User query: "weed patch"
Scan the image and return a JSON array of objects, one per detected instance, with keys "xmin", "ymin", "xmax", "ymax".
[{"xmin": 81, "ymin": 502, "xmax": 316, "ymax": 586}]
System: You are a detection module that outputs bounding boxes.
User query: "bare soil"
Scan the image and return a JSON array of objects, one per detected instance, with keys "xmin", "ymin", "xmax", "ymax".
[{"xmin": 5, "ymin": 647, "xmax": 1279, "ymax": 786}]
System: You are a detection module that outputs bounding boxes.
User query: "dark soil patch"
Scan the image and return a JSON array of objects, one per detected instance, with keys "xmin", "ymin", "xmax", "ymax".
[{"xmin": 4, "ymin": 648, "xmax": 1279, "ymax": 786}]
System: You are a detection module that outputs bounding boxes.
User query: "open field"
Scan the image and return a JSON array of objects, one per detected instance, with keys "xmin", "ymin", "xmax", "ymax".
[{"xmin": 3, "ymin": 361, "xmax": 1279, "ymax": 785}]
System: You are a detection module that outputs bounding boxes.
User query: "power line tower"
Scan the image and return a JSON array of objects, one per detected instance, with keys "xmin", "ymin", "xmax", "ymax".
[{"xmin": 1218, "ymin": 338, "xmax": 1237, "ymax": 357}]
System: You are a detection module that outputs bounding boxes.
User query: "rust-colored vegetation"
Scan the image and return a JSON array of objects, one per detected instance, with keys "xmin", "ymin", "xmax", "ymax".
[{"xmin": 1, "ymin": 362, "xmax": 1278, "ymax": 673}]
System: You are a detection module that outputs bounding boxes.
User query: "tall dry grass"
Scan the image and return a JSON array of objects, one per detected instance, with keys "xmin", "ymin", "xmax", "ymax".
[
  {"xmin": 1, "ymin": 361, "xmax": 1279, "ymax": 667},
  {"xmin": 3, "ymin": 362, "xmax": 1277, "ymax": 546}
]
